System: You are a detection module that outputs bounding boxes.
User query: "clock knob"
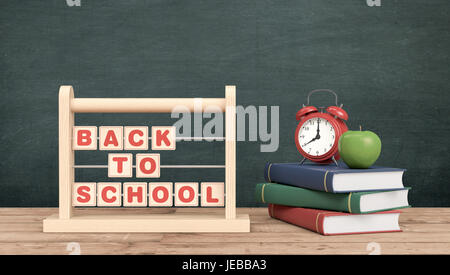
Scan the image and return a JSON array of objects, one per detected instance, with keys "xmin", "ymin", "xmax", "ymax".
[
  {"xmin": 296, "ymin": 106, "xmax": 318, "ymax": 120},
  {"xmin": 326, "ymin": 106, "xmax": 348, "ymax": 121}
]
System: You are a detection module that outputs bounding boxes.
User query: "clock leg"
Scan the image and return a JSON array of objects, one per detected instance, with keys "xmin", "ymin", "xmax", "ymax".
[
  {"xmin": 331, "ymin": 156, "xmax": 338, "ymax": 166},
  {"xmin": 299, "ymin": 157, "xmax": 307, "ymax": 165}
]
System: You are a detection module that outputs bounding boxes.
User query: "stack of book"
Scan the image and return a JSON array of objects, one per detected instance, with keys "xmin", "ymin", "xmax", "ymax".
[{"xmin": 255, "ymin": 162, "xmax": 410, "ymax": 235}]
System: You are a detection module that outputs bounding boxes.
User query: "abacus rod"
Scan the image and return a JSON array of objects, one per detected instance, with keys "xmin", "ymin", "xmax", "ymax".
[
  {"xmin": 71, "ymin": 98, "xmax": 226, "ymax": 113},
  {"xmin": 73, "ymin": 165, "xmax": 107, "ymax": 168},
  {"xmin": 174, "ymin": 137, "xmax": 225, "ymax": 141},
  {"xmin": 76, "ymin": 193, "xmax": 227, "ymax": 197},
  {"xmin": 161, "ymin": 165, "xmax": 225, "ymax": 168},
  {"xmin": 93, "ymin": 137, "xmax": 226, "ymax": 140},
  {"xmin": 73, "ymin": 165, "xmax": 225, "ymax": 169}
]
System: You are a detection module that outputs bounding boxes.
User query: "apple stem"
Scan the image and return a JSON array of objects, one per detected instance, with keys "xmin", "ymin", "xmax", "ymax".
[{"xmin": 360, "ymin": 125, "xmax": 362, "ymax": 131}]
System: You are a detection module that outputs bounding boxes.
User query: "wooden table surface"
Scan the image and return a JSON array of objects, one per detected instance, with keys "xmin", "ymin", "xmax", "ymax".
[{"xmin": 0, "ymin": 207, "xmax": 449, "ymax": 255}]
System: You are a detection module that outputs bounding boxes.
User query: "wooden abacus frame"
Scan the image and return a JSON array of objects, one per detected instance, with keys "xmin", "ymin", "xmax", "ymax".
[{"xmin": 43, "ymin": 85, "xmax": 250, "ymax": 232}]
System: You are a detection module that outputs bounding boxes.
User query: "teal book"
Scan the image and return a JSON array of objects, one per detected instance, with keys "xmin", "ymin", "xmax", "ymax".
[{"xmin": 255, "ymin": 183, "xmax": 410, "ymax": 214}]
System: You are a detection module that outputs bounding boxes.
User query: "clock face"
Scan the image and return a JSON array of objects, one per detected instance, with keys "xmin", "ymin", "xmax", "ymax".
[{"xmin": 297, "ymin": 117, "xmax": 336, "ymax": 157}]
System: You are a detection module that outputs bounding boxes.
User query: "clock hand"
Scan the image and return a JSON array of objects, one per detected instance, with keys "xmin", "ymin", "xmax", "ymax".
[
  {"xmin": 303, "ymin": 119, "xmax": 322, "ymax": 147},
  {"xmin": 304, "ymin": 135, "xmax": 319, "ymax": 146},
  {"xmin": 317, "ymin": 118, "xmax": 320, "ymax": 134}
]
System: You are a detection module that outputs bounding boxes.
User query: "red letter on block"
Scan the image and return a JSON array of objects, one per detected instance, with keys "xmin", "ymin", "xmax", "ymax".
[
  {"xmin": 151, "ymin": 126, "xmax": 176, "ymax": 150},
  {"xmin": 102, "ymin": 186, "xmax": 117, "ymax": 203},
  {"xmin": 77, "ymin": 186, "xmax": 91, "ymax": 203},
  {"xmin": 73, "ymin": 126, "xmax": 97, "ymax": 150},
  {"xmin": 206, "ymin": 187, "xmax": 219, "ymax": 203},
  {"xmin": 72, "ymin": 182, "xmax": 96, "ymax": 206},
  {"xmin": 156, "ymin": 130, "xmax": 170, "ymax": 146},
  {"xmin": 99, "ymin": 126, "xmax": 123, "ymax": 150},
  {"xmin": 179, "ymin": 186, "xmax": 195, "ymax": 203},
  {"xmin": 136, "ymin": 154, "xmax": 160, "ymax": 178},
  {"xmin": 113, "ymin": 157, "xmax": 128, "ymax": 173},
  {"xmin": 153, "ymin": 187, "xmax": 169, "ymax": 202},
  {"xmin": 175, "ymin": 182, "xmax": 198, "ymax": 206},
  {"xmin": 129, "ymin": 130, "xmax": 143, "ymax": 146},
  {"xmin": 201, "ymin": 182, "xmax": 224, "ymax": 207},
  {"xmin": 140, "ymin": 158, "xmax": 156, "ymax": 174},
  {"xmin": 123, "ymin": 182, "xmax": 147, "ymax": 207},
  {"xmin": 78, "ymin": 130, "xmax": 92, "ymax": 146},
  {"xmin": 108, "ymin": 153, "xmax": 133, "ymax": 177},
  {"xmin": 97, "ymin": 182, "xmax": 122, "ymax": 207},
  {"xmin": 124, "ymin": 126, "xmax": 148, "ymax": 150},
  {"xmin": 128, "ymin": 186, "xmax": 143, "ymax": 203},
  {"xmin": 149, "ymin": 182, "xmax": 172, "ymax": 207},
  {"xmin": 104, "ymin": 131, "xmax": 119, "ymax": 147}
]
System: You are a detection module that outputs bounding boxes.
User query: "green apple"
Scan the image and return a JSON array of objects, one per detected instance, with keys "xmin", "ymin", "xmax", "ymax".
[{"xmin": 338, "ymin": 130, "xmax": 381, "ymax": 169}]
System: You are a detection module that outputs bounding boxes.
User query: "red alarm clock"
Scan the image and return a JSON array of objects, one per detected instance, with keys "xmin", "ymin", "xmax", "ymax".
[{"xmin": 295, "ymin": 89, "xmax": 348, "ymax": 164}]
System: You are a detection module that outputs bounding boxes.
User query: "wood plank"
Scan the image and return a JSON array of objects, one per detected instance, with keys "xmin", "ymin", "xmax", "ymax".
[
  {"xmin": 159, "ymin": 230, "xmax": 450, "ymax": 244},
  {"xmin": 1, "ymin": 221, "xmax": 449, "ymax": 236},
  {"xmin": 1, "ymin": 207, "xmax": 449, "ymax": 217},
  {"xmin": 1, "ymin": 242, "xmax": 449, "ymax": 255},
  {"xmin": 0, "ymin": 207, "xmax": 449, "ymax": 254},
  {"xmin": 0, "ymin": 232, "xmax": 163, "ymax": 243},
  {"xmin": 1, "ymin": 230, "xmax": 448, "ymax": 244},
  {"xmin": 400, "ymin": 214, "xmax": 450, "ymax": 224},
  {"xmin": 1, "ymin": 207, "xmax": 449, "ymax": 227},
  {"xmin": 0, "ymin": 208, "xmax": 58, "ymax": 215},
  {"xmin": 0, "ymin": 223, "xmax": 43, "ymax": 232}
]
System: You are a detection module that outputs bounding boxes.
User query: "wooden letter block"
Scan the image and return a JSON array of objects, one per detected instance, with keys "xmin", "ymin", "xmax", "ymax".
[
  {"xmin": 124, "ymin": 126, "xmax": 148, "ymax": 150},
  {"xmin": 148, "ymin": 182, "xmax": 173, "ymax": 207},
  {"xmin": 108, "ymin": 153, "xmax": 133, "ymax": 178},
  {"xmin": 174, "ymin": 182, "xmax": 198, "ymax": 207},
  {"xmin": 151, "ymin": 126, "xmax": 176, "ymax": 150},
  {"xmin": 136, "ymin": 154, "xmax": 160, "ymax": 178},
  {"xmin": 72, "ymin": 182, "xmax": 96, "ymax": 207},
  {"xmin": 99, "ymin": 126, "xmax": 123, "ymax": 150},
  {"xmin": 123, "ymin": 182, "xmax": 148, "ymax": 207},
  {"xmin": 201, "ymin": 182, "xmax": 225, "ymax": 207},
  {"xmin": 97, "ymin": 182, "xmax": 122, "ymax": 207},
  {"xmin": 73, "ymin": 126, "xmax": 97, "ymax": 150}
]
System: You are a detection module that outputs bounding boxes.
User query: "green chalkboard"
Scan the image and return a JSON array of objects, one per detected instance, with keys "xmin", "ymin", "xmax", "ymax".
[{"xmin": 1, "ymin": 0, "xmax": 449, "ymax": 207}]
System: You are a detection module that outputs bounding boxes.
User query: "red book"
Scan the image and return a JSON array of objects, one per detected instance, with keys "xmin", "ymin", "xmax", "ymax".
[{"xmin": 268, "ymin": 204, "xmax": 402, "ymax": 236}]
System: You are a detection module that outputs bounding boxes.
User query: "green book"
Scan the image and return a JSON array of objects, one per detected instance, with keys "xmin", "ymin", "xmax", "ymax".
[{"xmin": 255, "ymin": 183, "xmax": 410, "ymax": 214}]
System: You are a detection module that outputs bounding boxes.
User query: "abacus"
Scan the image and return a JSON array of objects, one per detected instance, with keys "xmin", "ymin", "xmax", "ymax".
[{"xmin": 43, "ymin": 85, "xmax": 250, "ymax": 232}]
